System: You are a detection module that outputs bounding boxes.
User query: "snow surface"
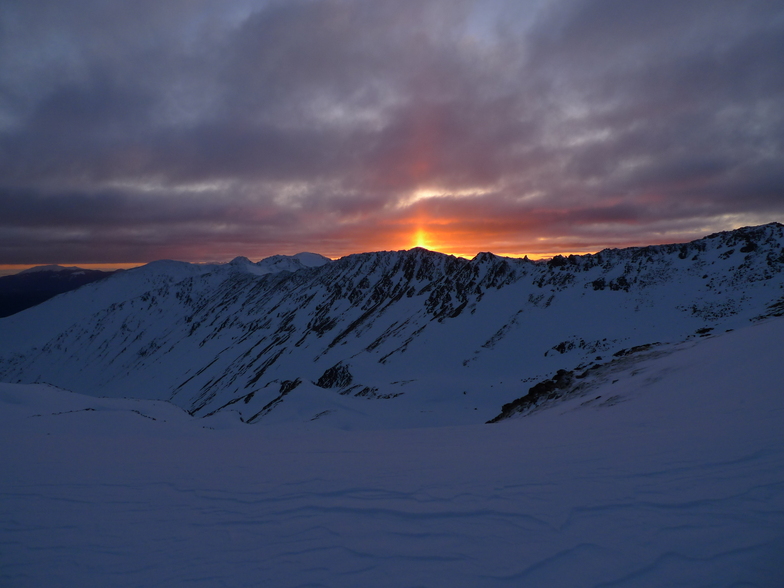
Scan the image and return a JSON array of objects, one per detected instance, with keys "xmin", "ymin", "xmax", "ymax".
[
  {"xmin": 2, "ymin": 317, "xmax": 783, "ymax": 587},
  {"xmin": 242, "ymin": 251, "xmax": 331, "ymax": 275},
  {"xmin": 0, "ymin": 252, "xmax": 328, "ymax": 356}
]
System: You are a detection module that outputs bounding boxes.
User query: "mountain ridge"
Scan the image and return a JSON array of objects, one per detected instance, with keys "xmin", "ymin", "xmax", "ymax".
[
  {"xmin": 1, "ymin": 223, "xmax": 782, "ymax": 428},
  {"xmin": 0, "ymin": 265, "xmax": 118, "ymax": 318}
]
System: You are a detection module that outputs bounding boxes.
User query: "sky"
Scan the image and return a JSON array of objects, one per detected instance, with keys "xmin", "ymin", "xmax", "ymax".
[{"xmin": 1, "ymin": 0, "xmax": 783, "ymax": 268}]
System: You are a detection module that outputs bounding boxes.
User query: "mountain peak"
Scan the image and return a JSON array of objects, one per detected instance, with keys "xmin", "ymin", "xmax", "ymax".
[{"xmin": 288, "ymin": 252, "xmax": 332, "ymax": 268}]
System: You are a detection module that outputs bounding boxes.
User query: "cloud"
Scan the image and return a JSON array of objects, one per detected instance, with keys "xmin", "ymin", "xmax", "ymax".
[{"xmin": 0, "ymin": 0, "xmax": 782, "ymax": 264}]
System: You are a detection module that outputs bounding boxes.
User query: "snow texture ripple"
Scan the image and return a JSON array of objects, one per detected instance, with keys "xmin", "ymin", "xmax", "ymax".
[{"xmin": 1, "ymin": 317, "xmax": 784, "ymax": 586}]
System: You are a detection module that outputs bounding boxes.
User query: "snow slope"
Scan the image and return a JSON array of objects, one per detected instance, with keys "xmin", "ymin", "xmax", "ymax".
[
  {"xmin": 0, "ymin": 252, "xmax": 329, "ymax": 356},
  {"xmin": 2, "ymin": 317, "xmax": 783, "ymax": 587},
  {"xmin": 0, "ymin": 223, "xmax": 782, "ymax": 425}
]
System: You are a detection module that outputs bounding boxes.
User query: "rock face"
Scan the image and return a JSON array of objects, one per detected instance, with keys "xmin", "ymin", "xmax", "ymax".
[
  {"xmin": 1, "ymin": 224, "xmax": 783, "ymax": 426},
  {"xmin": 488, "ymin": 369, "xmax": 576, "ymax": 423},
  {"xmin": 486, "ymin": 343, "xmax": 664, "ymax": 422},
  {"xmin": 316, "ymin": 363, "xmax": 353, "ymax": 389}
]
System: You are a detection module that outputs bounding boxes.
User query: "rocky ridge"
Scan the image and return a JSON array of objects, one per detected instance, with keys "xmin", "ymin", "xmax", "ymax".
[{"xmin": 0, "ymin": 223, "xmax": 782, "ymax": 427}]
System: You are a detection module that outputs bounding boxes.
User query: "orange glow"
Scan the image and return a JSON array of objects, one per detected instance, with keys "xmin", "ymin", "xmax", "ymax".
[
  {"xmin": 388, "ymin": 208, "xmax": 603, "ymax": 261},
  {"xmin": 412, "ymin": 228, "xmax": 430, "ymax": 249}
]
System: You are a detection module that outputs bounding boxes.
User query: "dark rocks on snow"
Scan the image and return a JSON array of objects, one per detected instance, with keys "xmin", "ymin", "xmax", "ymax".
[
  {"xmin": 315, "ymin": 362, "xmax": 353, "ymax": 389},
  {"xmin": 279, "ymin": 378, "xmax": 302, "ymax": 394},
  {"xmin": 487, "ymin": 369, "xmax": 574, "ymax": 423}
]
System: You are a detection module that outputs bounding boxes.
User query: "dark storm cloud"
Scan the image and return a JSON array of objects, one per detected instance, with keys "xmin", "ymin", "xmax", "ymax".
[{"xmin": 1, "ymin": 0, "xmax": 782, "ymax": 264}]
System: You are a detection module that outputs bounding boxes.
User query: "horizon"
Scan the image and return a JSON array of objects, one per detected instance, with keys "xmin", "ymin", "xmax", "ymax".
[
  {"xmin": 3, "ymin": 220, "xmax": 781, "ymax": 277},
  {"xmin": 0, "ymin": 244, "xmax": 614, "ymax": 276}
]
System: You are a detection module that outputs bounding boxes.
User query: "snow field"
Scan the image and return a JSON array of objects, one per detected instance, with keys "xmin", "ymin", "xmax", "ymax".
[{"xmin": 2, "ymin": 318, "xmax": 783, "ymax": 587}]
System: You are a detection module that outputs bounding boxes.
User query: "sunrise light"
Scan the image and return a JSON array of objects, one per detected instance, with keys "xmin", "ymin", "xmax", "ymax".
[{"xmin": 412, "ymin": 228, "xmax": 430, "ymax": 249}]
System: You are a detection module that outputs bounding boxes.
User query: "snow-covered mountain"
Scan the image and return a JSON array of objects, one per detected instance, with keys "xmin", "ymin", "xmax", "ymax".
[
  {"xmin": 0, "ymin": 224, "xmax": 782, "ymax": 428},
  {"xmin": 2, "ymin": 227, "xmax": 784, "ymax": 586}
]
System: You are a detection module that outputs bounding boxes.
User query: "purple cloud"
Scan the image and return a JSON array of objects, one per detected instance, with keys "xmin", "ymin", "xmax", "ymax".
[{"xmin": 1, "ymin": 0, "xmax": 782, "ymax": 264}]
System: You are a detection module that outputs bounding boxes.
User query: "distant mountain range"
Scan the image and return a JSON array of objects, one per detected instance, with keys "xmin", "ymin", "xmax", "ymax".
[
  {"xmin": 0, "ymin": 266, "xmax": 117, "ymax": 318},
  {"xmin": 0, "ymin": 223, "xmax": 782, "ymax": 428}
]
